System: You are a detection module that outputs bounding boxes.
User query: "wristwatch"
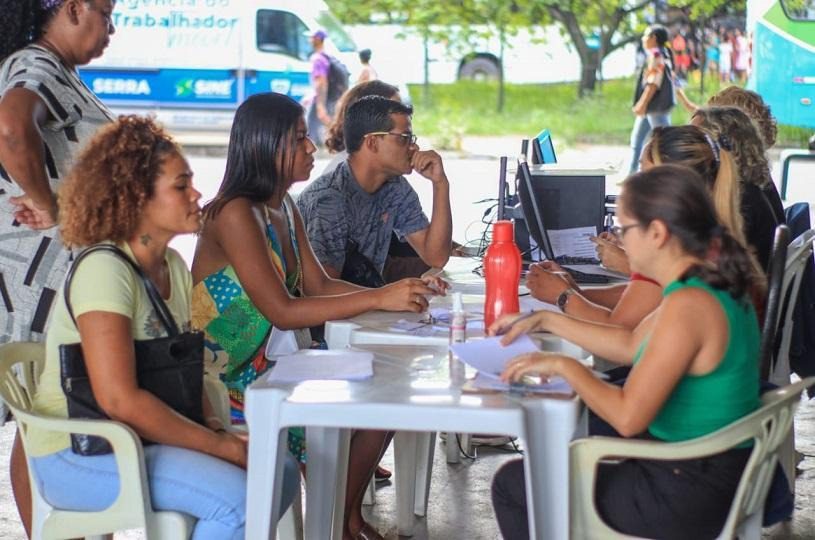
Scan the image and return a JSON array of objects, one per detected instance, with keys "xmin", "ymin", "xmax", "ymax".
[{"xmin": 556, "ymin": 288, "xmax": 576, "ymax": 312}]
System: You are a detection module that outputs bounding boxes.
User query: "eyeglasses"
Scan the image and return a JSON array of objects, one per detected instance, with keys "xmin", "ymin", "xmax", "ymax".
[
  {"xmin": 609, "ymin": 223, "xmax": 643, "ymax": 240},
  {"xmin": 365, "ymin": 131, "xmax": 418, "ymax": 146}
]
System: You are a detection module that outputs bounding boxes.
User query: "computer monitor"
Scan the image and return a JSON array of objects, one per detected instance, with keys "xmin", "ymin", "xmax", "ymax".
[
  {"xmin": 516, "ymin": 159, "xmax": 605, "ymax": 260},
  {"xmin": 530, "ymin": 129, "xmax": 557, "ymax": 165}
]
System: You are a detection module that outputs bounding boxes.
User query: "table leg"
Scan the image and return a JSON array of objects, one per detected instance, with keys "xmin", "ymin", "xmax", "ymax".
[
  {"xmin": 333, "ymin": 429, "xmax": 352, "ymax": 539},
  {"xmin": 394, "ymin": 431, "xmax": 419, "ymax": 536},
  {"xmin": 414, "ymin": 431, "xmax": 436, "ymax": 516},
  {"xmin": 245, "ymin": 393, "xmax": 288, "ymax": 540},
  {"xmin": 522, "ymin": 400, "xmax": 581, "ymax": 539},
  {"xmin": 306, "ymin": 427, "xmax": 349, "ymax": 540}
]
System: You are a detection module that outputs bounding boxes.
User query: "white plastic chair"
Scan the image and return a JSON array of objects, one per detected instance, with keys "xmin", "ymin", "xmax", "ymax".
[
  {"xmin": 569, "ymin": 376, "xmax": 815, "ymax": 540},
  {"xmin": 763, "ymin": 229, "xmax": 815, "ymax": 489},
  {"xmin": 0, "ymin": 342, "xmax": 195, "ymax": 539},
  {"xmin": 766, "ymin": 229, "xmax": 815, "ymax": 386}
]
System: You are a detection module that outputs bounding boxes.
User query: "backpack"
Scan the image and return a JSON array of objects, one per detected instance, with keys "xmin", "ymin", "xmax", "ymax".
[{"xmin": 320, "ymin": 52, "xmax": 350, "ymax": 103}]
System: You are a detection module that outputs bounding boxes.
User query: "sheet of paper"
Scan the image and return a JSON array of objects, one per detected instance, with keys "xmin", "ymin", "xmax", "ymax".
[
  {"xmin": 469, "ymin": 372, "xmax": 573, "ymax": 394},
  {"xmin": 449, "ymin": 334, "xmax": 539, "ymax": 375},
  {"xmin": 266, "ymin": 349, "xmax": 374, "ymax": 383},
  {"xmin": 547, "ymin": 226, "xmax": 597, "ymax": 259}
]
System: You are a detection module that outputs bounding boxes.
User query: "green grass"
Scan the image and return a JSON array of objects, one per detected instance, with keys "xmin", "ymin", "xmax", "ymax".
[{"xmin": 408, "ymin": 79, "xmax": 812, "ymax": 149}]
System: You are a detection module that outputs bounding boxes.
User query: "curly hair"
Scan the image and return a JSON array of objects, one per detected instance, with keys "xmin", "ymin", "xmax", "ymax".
[
  {"xmin": 59, "ymin": 115, "xmax": 179, "ymax": 247},
  {"xmin": 325, "ymin": 80, "xmax": 399, "ymax": 153},
  {"xmin": 693, "ymin": 106, "xmax": 772, "ymax": 188},
  {"xmin": 0, "ymin": 0, "xmax": 69, "ymax": 61},
  {"xmin": 707, "ymin": 86, "xmax": 777, "ymax": 149}
]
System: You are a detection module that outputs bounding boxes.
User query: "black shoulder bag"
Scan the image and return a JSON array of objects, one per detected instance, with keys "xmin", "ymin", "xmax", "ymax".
[{"xmin": 59, "ymin": 245, "xmax": 205, "ymax": 456}]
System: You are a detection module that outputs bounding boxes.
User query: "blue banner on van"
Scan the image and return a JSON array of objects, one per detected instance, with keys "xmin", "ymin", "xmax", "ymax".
[{"xmin": 78, "ymin": 68, "xmax": 310, "ymax": 107}]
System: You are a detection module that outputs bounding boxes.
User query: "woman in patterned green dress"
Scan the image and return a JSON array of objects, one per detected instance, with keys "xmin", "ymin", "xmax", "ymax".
[{"xmin": 191, "ymin": 92, "xmax": 444, "ymax": 540}]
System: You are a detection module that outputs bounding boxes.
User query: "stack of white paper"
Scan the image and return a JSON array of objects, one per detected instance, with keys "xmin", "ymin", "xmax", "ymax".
[{"xmin": 266, "ymin": 350, "xmax": 374, "ymax": 383}]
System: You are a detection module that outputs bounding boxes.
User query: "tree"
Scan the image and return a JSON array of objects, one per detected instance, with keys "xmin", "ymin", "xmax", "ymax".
[
  {"xmin": 329, "ymin": 0, "xmax": 739, "ymax": 98},
  {"xmin": 523, "ymin": 1, "xmax": 650, "ymax": 96}
]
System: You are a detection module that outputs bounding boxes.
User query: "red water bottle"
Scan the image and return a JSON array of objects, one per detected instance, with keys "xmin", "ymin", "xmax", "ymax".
[{"xmin": 484, "ymin": 220, "xmax": 522, "ymax": 328}]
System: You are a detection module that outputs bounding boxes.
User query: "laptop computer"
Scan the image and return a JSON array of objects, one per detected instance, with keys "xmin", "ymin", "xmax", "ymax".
[{"xmin": 516, "ymin": 160, "xmax": 623, "ymax": 284}]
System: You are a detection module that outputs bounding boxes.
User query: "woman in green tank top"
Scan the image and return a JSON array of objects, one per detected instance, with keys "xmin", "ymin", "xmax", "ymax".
[{"xmin": 489, "ymin": 165, "xmax": 765, "ymax": 539}]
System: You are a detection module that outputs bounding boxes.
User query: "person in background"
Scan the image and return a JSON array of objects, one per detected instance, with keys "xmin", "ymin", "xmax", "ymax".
[
  {"xmin": 192, "ymin": 92, "xmax": 442, "ymax": 540},
  {"xmin": 297, "ymin": 96, "xmax": 453, "ymax": 282},
  {"xmin": 0, "ymin": 0, "xmax": 116, "ymax": 533},
  {"xmin": 628, "ymin": 25, "xmax": 675, "ymax": 173},
  {"xmin": 491, "ymin": 165, "xmax": 762, "ymax": 539},
  {"xmin": 705, "ymin": 30, "xmax": 720, "ymax": 78},
  {"xmin": 733, "ymin": 29, "xmax": 751, "ymax": 83},
  {"xmin": 672, "ymin": 28, "xmax": 689, "ymax": 81},
  {"xmin": 692, "ymin": 106, "xmax": 785, "ymax": 272},
  {"xmin": 306, "ymin": 29, "xmax": 335, "ymax": 147},
  {"xmin": 718, "ymin": 30, "xmax": 733, "ymax": 83},
  {"xmin": 324, "ymin": 80, "xmax": 400, "ymax": 175},
  {"xmin": 357, "ymin": 48, "xmax": 377, "ymax": 84},
  {"xmin": 28, "ymin": 115, "xmax": 301, "ymax": 539}
]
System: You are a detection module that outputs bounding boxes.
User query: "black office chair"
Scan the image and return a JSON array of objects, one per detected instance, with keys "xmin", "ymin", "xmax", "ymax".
[{"xmin": 760, "ymin": 224, "xmax": 790, "ymax": 380}]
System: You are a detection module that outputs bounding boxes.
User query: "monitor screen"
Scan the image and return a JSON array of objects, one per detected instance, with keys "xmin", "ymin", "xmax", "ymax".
[
  {"xmin": 531, "ymin": 129, "xmax": 557, "ymax": 165},
  {"xmin": 516, "ymin": 161, "xmax": 605, "ymax": 260}
]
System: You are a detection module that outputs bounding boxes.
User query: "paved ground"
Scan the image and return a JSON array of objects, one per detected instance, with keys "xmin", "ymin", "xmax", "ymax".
[
  {"xmin": 1, "ymin": 396, "xmax": 814, "ymax": 539},
  {"xmin": 1, "ymin": 137, "xmax": 814, "ymax": 538}
]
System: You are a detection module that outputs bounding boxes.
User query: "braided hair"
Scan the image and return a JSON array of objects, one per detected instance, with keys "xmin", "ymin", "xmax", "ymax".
[{"xmin": 0, "ymin": 0, "xmax": 59, "ymax": 62}]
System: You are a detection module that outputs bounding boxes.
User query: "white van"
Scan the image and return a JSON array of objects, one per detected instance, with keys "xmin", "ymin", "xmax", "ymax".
[{"xmin": 80, "ymin": 0, "xmax": 360, "ymax": 130}]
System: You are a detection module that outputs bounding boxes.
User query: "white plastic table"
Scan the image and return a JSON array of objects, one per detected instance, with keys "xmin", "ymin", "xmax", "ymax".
[{"xmin": 244, "ymin": 343, "xmax": 584, "ymax": 540}]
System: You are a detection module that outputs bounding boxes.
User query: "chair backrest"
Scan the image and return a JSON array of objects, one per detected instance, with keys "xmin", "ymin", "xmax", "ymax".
[
  {"xmin": 0, "ymin": 342, "xmax": 156, "ymax": 537},
  {"xmin": 719, "ymin": 376, "xmax": 815, "ymax": 537},
  {"xmin": 768, "ymin": 229, "xmax": 815, "ymax": 385},
  {"xmin": 0, "ymin": 342, "xmax": 45, "ymax": 438},
  {"xmin": 760, "ymin": 225, "xmax": 790, "ymax": 379}
]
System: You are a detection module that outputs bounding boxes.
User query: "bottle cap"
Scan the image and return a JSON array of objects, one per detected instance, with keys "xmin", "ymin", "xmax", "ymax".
[
  {"xmin": 492, "ymin": 220, "xmax": 514, "ymax": 242},
  {"xmin": 452, "ymin": 292, "xmax": 464, "ymax": 313}
]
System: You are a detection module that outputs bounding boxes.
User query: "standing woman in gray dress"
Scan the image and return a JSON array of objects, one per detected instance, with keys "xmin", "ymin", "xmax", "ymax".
[{"xmin": 0, "ymin": 0, "xmax": 115, "ymax": 534}]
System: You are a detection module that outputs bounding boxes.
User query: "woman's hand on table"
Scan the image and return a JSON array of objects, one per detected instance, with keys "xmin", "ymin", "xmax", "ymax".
[
  {"xmin": 377, "ymin": 278, "xmax": 437, "ymax": 312},
  {"xmin": 488, "ymin": 311, "xmax": 549, "ymax": 345},
  {"xmin": 525, "ymin": 262, "xmax": 573, "ymax": 304},
  {"xmin": 500, "ymin": 352, "xmax": 573, "ymax": 383}
]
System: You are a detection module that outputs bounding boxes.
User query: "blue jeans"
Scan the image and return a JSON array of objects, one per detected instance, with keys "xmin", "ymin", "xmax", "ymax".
[
  {"xmin": 31, "ymin": 445, "xmax": 301, "ymax": 540},
  {"xmin": 629, "ymin": 110, "xmax": 672, "ymax": 173}
]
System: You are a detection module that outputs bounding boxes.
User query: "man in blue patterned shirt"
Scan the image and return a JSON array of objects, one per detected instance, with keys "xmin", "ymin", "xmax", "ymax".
[{"xmin": 297, "ymin": 96, "xmax": 452, "ymax": 278}]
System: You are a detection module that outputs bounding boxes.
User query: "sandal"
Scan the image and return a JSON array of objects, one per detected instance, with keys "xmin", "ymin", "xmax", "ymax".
[{"xmin": 374, "ymin": 465, "xmax": 392, "ymax": 482}]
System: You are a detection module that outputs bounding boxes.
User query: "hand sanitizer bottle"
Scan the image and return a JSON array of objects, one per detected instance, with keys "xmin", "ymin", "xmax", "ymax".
[{"xmin": 449, "ymin": 292, "xmax": 467, "ymax": 385}]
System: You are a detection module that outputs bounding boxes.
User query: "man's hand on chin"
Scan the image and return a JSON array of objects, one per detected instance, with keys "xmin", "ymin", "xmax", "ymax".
[{"xmin": 411, "ymin": 150, "xmax": 448, "ymax": 185}]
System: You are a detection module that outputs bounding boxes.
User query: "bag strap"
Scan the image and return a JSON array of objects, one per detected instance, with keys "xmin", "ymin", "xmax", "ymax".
[{"xmin": 63, "ymin": 244, "xmax": 180, "ymax": 336}]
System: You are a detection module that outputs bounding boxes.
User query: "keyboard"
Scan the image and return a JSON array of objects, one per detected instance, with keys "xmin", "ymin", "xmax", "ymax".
[
  {"xmin": 555, "ymin": 255, "xmax": 602, "ymax": 266},
  {"xmin": 564, "ymin": 267, "xmax": 610, "ymax": 284}
]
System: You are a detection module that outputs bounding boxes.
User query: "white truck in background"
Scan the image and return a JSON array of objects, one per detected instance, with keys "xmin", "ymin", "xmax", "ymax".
[
  {"xmin": 347, "ymin": 24, "xmax": 636, "ymax": 86},
  {"xmin": 80, "ymin": 0, "xmax": 365, "ymax": 131}
]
